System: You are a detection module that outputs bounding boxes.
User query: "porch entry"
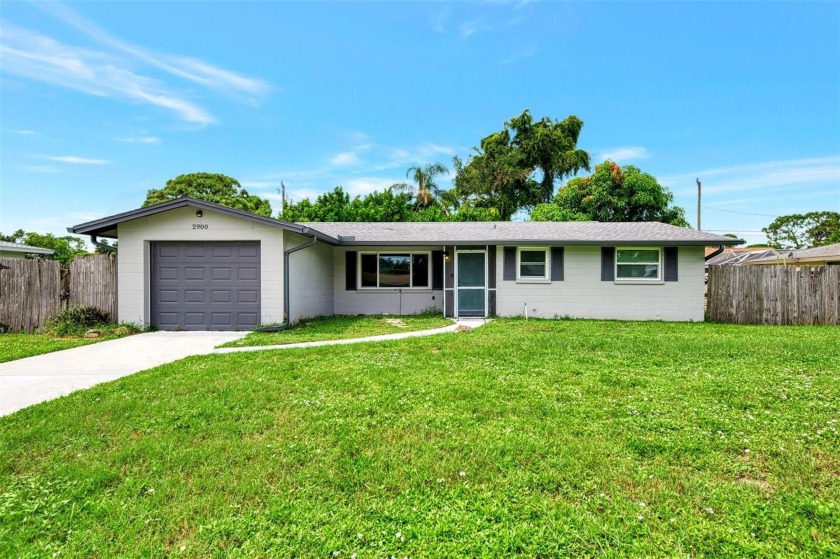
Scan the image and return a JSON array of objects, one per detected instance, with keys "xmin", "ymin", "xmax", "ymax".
[{"xmin": 455, "ymin": 249, "xmax": 487, "ymax": 318}]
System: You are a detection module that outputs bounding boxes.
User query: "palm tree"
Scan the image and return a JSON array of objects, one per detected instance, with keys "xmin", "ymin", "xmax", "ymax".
[{"xmin": 395, "ymin": 162, "xmax": 451, "ymax": 212}]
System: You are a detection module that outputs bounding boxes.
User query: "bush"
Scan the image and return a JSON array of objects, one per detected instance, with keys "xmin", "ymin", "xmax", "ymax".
[{"xmin": 47, "ymin": 306, "xmax": 110, "ymax": 337}]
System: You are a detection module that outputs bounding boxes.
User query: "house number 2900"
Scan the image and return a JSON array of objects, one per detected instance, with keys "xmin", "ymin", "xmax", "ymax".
[{"xmin": 192, "ymin": 224, "xmax": 209, "ymax": 230}]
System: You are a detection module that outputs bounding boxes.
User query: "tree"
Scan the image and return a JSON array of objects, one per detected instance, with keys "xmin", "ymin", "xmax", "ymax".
[
  {"xmin": 0, "ymin": 230, "xmax": 88, "ymax": 266},
  {"xmin": 453, "ymin": 110, "xmax": 590, "ymax": 219},
  {"xmin": 143, "ymin": 172, "xmax": 272, "ymax": 216},
  {"xmin": 393, "ymin": 162, "xmax": 451, "ymax": 212},
  {"xmin": 531, "ymin": 161, "xmax": 690, "ymax": 226},
  {"xmin": 280, "ymin": 186, "xmax": 497, "ymax": 223},
  {"xmin": 281, "ymin": 187, "xmax": 414, "ymax": 222},
  {"xmin": 762, "ymin": 211, "xmax": 840, "ymax": 249}
]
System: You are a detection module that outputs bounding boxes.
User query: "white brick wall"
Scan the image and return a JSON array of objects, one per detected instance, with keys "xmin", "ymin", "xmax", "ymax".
[
  {"xmin": 495, "ymin": 245, "xmax": 706, "ymax": 321},
  {"xmin": 286, "ymin": 231, "xmax": 334, "ymax": 322},
  {"xmin": 333, "ymin": 246, "xmax": 444, "ymax": 315},
  {"xmin": 116, "ymin": 206, "xmax": 285, "ymax": 327}
]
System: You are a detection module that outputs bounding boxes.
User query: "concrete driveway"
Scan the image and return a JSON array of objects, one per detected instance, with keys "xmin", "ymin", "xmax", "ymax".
[{"xmin": 0, "ymin": 331, "xmax": 246, "ymax": 417}]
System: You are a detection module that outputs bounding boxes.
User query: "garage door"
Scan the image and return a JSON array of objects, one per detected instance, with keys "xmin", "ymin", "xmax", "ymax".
[{"xmin": 150, "ymin": 241, "xmax": 260, "ymax": 330}]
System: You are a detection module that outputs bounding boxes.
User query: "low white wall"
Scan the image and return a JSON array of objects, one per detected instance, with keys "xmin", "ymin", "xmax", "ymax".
[
  {"xmin": 495, "ymin": 245, "xmax": 706, "ymax": 321},
  {"xmin": 286, "ymin": 231, "xmax": 334, "ymax": 322},
  {"xmin": 333, "ymin": 246, "xmax": 444, "ymax": 315},
  {"xmin": 116, "ymin": 206, "xmax": 285, "ymax": 327}
]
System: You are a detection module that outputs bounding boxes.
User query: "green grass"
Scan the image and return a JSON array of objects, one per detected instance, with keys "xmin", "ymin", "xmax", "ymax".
[
  {"xmin": 0, "ymin": 325, "xmax": 139, "ymax": 363},
  {"xmin": 220, "ymin": 313, "xmax": 453, "ymax": 348},
  {"xmin": 1, "ymin": 319, "xmax": 838, "ymax": 557}
]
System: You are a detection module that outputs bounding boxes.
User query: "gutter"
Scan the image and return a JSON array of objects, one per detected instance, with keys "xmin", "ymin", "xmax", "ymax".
[{"xmin": 257, "ymin": 230, "xmax": 318, "ymax": 332}]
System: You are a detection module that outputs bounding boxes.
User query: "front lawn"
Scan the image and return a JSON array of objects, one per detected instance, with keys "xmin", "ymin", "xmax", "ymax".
[
  {"xmin": 219, "ymin": 313, "xmax": 453, "ymax": 348},
  {"xmin": 0, "ymin": 325, "xmax": 137, "ymax": 363},
  {"xmin": 1, "ymin": 320, "xmax": 838, "ymax": 557}
]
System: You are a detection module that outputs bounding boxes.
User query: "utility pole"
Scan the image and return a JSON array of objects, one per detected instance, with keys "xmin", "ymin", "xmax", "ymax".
[
  {"xmin": 279, "ymin": 181, "xmax": 286, "ymax": 216},
  {"xmin": 696, "ymin": 177, "xmax": 701, "ymax": 231}
]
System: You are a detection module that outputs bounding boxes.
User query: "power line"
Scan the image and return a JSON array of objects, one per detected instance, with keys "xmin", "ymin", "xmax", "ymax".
[{"xmin": 702, "ymin": 206, "xmax": 779, "ymax": 218}]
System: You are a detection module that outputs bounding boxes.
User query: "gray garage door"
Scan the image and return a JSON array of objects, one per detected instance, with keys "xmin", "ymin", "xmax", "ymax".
[{"xmin": 150, "ymin": 241, "xmax": 260, "ymax": 330}]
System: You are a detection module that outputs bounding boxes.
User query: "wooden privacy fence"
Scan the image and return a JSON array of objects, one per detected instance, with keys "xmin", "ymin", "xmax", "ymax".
[
  {"xmin": 70, "ymin": 254, "xmax": 117, "ymax": 321},
  {"xmin": 0, "ymin": 254, "xmax": 117, "ymax": 333},
  {"xmin": 707, "ymin": 265, "xmax": 840, "ymax": 325},
  {"xmin": 0, "ymin": 258, "xmax": 61, "ymax": 333}
]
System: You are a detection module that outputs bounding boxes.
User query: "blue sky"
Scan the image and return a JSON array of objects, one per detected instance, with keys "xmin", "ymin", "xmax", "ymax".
[{"xmin": 1, "ymin": 1, "xmax": 838, "ymax": 245}]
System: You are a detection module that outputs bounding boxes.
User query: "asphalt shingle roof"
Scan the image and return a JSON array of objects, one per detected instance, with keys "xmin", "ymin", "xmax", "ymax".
[{"xmin": 301, "ymin": 221, "xmax": 742, "ymax": 246}]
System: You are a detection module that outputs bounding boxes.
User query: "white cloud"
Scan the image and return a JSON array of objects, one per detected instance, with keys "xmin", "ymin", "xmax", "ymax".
[
  {"xmin": 460, "ymin": 18, "xmax": 489, "ymax": 37},
  {"xmin": 661, "ymin": 156, "xmax": 840, "ymax": 196},
  {"xmin": 331, "ymin": 152, "xmax": 360, "ymax": 166},
  {"xmin": 41, "ymin": 155, "xmax": 110, "ymax": 165},
  {"xmin": 115, "ymin": 136, "xmax": 160, "ymax": 144},
  {"xmin": 0, "ymin": 24, "xmax": 215, "ymax": 125},
  {"xmin": 9, "ymin": 129, "xmax": 36, "ymax": 135},
  {"xmin": 598, "ymin": 146, "xmax": 650, "ymax": 162},
  {"xmin": 0, "ymin": 3, "xmax": 271, "ymax": 126},
  {"xmin": 344, "ymin": 177, "xmax": 401, "ymax": 196},
  {"xmin": 432, "ymin": 6, "xmax": 450, "ymax": 32},
  {"xmin": 33, "ymin": 2, "xmax": 270, "ymax": 102},
  {"xmin": 500, "ymin": 44, "xmax": 537, "ymax": 65}
]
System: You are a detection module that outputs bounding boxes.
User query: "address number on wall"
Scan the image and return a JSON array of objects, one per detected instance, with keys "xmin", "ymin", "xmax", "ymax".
[{"xmin": 192, "ymin": 224, "xmax": 209, "ymax": 230}]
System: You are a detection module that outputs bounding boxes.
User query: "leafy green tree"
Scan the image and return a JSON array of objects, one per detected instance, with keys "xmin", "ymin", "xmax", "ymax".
[
  {"xmin": 143, "ymin": 172, "xmax": 272, "ymax": 216},
  {"xmin": 0, "ymin": 230, "xmax": 88, "ymax": 266},
  {"xmin": 762, "ymin": 211, "xmax": 840, "ymax": 249},
  {"xmin": 281, "ymin": 186, "xmax": 496, "ymax": 223},
  {"xmin": 281, "ymin": 187, "xmax": 414, "ymax": 222},
  {"xmin": 453, "ymin": 110, "xmax": 590, "ymax": 219},
  {"xmin": 531, "ymin": 161, "xmax": 690, "ymax": 227}
]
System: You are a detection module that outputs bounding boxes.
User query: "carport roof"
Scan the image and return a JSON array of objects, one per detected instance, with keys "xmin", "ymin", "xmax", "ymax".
[{"xmin": 67, "ymin": 197, "xmax": 341, "ymax": 243}]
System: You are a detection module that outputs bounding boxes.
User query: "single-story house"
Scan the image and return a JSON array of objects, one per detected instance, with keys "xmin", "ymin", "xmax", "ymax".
[
  {"xmin": 68, "ymin": 197, "xmax": 741, "ymax": 330},
  {"xmin": 0, "ymin": 240, "xmax": 55, "ymax": 259},
  {"xmin": 743, "ymin": 242, "xmax": 840, "ymax": 266}
]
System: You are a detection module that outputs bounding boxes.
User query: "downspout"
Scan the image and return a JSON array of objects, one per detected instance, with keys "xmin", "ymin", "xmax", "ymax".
[
  {"xmin": 257, "ymin": 230, "xmax": 318, "ymax": 332},
  {"xmin": 90, "ymin": 235, "xmax": 117, "ymax": 253},
  {"xmin": 704, "ymin": 244, "xmax": 725, "ymax": 262}
]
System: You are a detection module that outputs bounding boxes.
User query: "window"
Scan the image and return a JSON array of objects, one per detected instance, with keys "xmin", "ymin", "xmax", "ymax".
[
  {"xmin": 615, "ymin": 248, "xmax": 661, "ymax": 280},
  {"xmin": 517, "ymin": 247, "xmax": 549, "ymax": 281},
  {"xmin": 359, "ymin": 252, "xmax": 430, "ymax": 289}
]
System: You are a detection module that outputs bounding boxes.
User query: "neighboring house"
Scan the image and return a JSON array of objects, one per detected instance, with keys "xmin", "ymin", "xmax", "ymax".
[
  {"xmin": 744, "ymin": 243, "xmax": 840, "ymax": 267},
  {"xmin": 0, "ymin": 240, "xmax": 55, "ymax": 259},
  {"xmin": 704, "ymin": 247, "xmax": 783, "ymax": 269},
  {"xmin": 68, "ymin": 197, "xmax": 741, "ymax": 330}
]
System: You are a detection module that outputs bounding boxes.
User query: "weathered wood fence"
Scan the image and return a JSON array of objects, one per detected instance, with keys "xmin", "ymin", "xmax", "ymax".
[
  {"xmin": 707, "ymin": 265, "xmax": 840, "ymax": 325},
  {"xmin": 0, "ymin": 254, "xmax": 117, "ymax": 333}
]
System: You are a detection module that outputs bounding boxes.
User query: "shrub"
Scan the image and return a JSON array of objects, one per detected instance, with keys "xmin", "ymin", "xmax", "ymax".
[{"xmin": 47, "ymin": 306, "xmax": 110, "ymax": 337}]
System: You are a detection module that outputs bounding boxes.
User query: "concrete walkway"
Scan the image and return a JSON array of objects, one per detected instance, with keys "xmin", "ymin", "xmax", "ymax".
[
  {"xmin": 214, "ymin": 318, "xmax": 487, "ymax": 354},
  {"xmin": 1, "ymin": 319, "xmax": 488, "ymax": 417},
  {"xmin": 0, "ymin": 331, "xmax": 246, "ymax": 416}
]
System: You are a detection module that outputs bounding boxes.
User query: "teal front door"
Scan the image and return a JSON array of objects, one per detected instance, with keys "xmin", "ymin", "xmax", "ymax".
[{"xmin": 456, "ymin": 251, "xmax": 486, "ymax": 317}]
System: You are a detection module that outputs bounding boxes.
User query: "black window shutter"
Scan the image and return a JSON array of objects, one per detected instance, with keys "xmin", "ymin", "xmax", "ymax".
[
  {"xmin": 503, "ymin": 247, "xmax": 516, "ymax": 281},
  {"xmin": 432, "ymin": 250, "xmax": 444, "ymax": 289},
  {"xmin": 551, "ymin": 247, "xmax": 564, "ymax": 282},
  {"xmin": 345, "ymin": 251, "xmax": 357, "ymax": 290},
  {"xmin": 601, "ymin": 247, "xmax": 615, "ymax": 281},
  {"xmin": 664, "ymin": 247, "xmax": 678, "ymax": 281}
]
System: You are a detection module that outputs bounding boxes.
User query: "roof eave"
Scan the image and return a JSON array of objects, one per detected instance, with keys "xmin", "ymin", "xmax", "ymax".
[{"xmin": 68, "ymin": 197, "xmax": 340, "ymax": 244}]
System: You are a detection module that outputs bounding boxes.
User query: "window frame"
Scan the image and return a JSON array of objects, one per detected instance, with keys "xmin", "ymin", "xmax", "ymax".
[
  {"xmin": 516, "ymin": 246, "xmax": 551, "ymax": 283},
  {"xmin": 357, "ymin": 251, "xmax": 432, "ymax": 290},
  {"xmin": 614, "ymin": 247, "xmax": 663, "ymax": 282}
]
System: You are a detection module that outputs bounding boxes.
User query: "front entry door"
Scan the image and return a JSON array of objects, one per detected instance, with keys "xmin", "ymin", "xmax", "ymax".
[{"xmin": 456, "ymin": 251, "xmax": 486, "ymax": 317}]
